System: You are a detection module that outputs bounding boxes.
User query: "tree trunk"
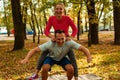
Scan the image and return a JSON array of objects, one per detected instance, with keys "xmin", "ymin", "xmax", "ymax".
[
  {"xmin": 77, "ymin": 10, "xmax": 80, "ymax": 40},
  {"xmin": 77, "ymin": 1, "xmax": 83, "ymax": 40},
  {"xmin": 85, "ymin": 16, "xmax": 88, "ymax": 32},
  {"xmin": 34, "ymin": 7, "xmax": 40, "ymax": 44},
  {"xmin": 39, "ymin": 16, "xmax": 43, "ymax": 35},
  {"xmin": 113, "ymin": 0, "xmax": 120, "ymax": 45},
  {"xmin": 29, "ymin": 1, "xmax": 36, "ymax": 43},
  {"xmin": 43, "ymin": 10, "xmax": 47, "ymax": 24},
  {"xmin": 22, "ymin": 2, "xmax": 28, "ymax": 40},
  {"xmin": 86, "ymin": 0, "xmax": 99, "ymax": 45},
  {"xmin": 11, "ymin": 0, "xmax": 24, "ymax": 50}
]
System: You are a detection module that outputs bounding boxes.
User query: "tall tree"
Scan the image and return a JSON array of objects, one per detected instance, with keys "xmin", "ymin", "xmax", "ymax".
[
  {"xmin": 113, "ymin": 0, "xmax": 120, "ymax": 45},
  {"xmin": 86, "ymin": 0, "xmax": 99, "ymax": 46},
  {"xmin": 21, "ymin": 0, "xmax": 28, "ymax": 40},
  {"xmin": 29, "ymin": 1, "xmax": 36, "ymax": 43},
  {"xmin": 11, "ymin": 0, "xmax": 25, "ymax": 50}
]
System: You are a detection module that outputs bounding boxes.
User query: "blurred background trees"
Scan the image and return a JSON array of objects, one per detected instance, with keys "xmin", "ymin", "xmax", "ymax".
[{"xmin": 0, "ymin": 0, "xmax": 120, "ymax": 50}]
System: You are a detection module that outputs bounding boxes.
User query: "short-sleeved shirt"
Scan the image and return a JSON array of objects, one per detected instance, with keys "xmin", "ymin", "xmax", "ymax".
[{"xmin": 39, "ymin": 40, "xmax": 81, "ymax": 61}]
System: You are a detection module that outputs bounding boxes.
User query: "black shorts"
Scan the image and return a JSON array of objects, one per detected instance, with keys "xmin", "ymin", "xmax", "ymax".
[{"xmin": 43, "ymin": 57, "xmax": 71, "ymax": 70}]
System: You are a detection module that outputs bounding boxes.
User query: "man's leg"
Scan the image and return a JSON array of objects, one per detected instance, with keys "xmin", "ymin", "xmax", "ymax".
[
  {"xmin": 27, "ymin": 50, "xmax": 49, "ymax": 79},
  {"xmin": 65, "ymin": 64, "xmax": 74, "ymax": 80},
  {"xmin": 35, "ymin": 50, "xmax": 49, "ymax": 75},
  {"xmin": 41, "ymin": 64, "xmax": 51, "ymax": 80},
  {"xmin": 41, "ymin": 57, "xmax": 54, "ymax": 80},
  {"xmin": 60, "ymin": 57, "xmax": 74, "ymax": 80}
]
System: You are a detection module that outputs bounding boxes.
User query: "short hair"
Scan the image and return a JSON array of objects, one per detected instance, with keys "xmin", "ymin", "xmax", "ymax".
[{"xmin": 55, "ymin": 30, "xmax": 64, "ymax": 37}]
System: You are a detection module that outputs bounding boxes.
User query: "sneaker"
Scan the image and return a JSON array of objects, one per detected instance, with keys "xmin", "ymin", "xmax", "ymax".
[{"xmin": 28, "ymin": 74, "xmax": 38, "ymax": 80}]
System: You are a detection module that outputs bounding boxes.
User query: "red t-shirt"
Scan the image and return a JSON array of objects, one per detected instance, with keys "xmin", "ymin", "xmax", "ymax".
[{"xmin": 44, "ymin": 15, "xmax": 78, "ymax": 37}]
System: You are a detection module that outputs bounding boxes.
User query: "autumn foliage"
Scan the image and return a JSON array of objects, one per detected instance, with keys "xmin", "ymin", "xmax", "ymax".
[{"xmin": 0, "ymin": 31, "xmax": 120, "ymax": 80}]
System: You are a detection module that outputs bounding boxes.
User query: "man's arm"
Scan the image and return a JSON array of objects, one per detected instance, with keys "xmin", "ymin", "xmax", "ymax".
[
  {"xmin": 20, "ymin": 47, "xmax": 41, "ymax": 64},
  {"xmin": 78, "ymin": 45, "xmax": 92, "ymax": 63}
]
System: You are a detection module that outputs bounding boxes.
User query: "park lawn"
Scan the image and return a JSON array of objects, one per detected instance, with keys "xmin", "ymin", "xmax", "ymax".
[{"xmin": 0, "ymin": 31, "xmax": 120, "ymax": 80}]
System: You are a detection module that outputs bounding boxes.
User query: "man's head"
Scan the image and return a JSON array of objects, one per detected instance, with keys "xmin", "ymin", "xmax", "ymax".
[{"xmin": 55, "ymin": 30, "xmax": 65, "ymax": 46}]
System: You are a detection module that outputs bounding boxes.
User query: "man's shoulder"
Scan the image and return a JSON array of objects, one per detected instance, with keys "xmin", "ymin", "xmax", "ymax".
[
  {"xmin": 47, "ymin": 40, "xmax": 54, "ymax": 44},
  {"xmin": 65, "ymin": 40, "xmax": 74, "ymax": 44},
  {"xmin": 66, "ymin": 40, "xmax": 75, "ymax": 42},
  {"xmin": 47, "ymin": 40, "xmax": 56, "ymax": 45},
  {"xmin": 42, "ymin": 40, "xmax": 52, "ymax": 45},
  {"xmin": 41, "ymin": 40, "xmax": 56, "ymax": 48},
  {"xmin": 65, "ymin": 40, "xmax": 78, "ymax": 45}
]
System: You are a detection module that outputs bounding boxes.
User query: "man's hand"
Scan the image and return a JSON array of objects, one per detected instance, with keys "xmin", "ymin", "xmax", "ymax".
[
  {"xmin": 51, "ymin": 36, "xmax": 56, "ymax": 42},
  {"xmin": 87, "ymin": 57, "xmax": 92, "ymax": 63},
  {"xmin": 48, "ymin": 34, "xmax": 56, "ymax": 42},
  {"xmin": 66, "ymin": 37, "xmax": 71, "ymax": 41},
  {"xmin": 20, "ymin": 58, "xmax": 29, "ymax": 64}
]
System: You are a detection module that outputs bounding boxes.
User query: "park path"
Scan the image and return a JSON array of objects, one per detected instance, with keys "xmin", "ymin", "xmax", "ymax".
[
  {"xmin": 0, "ymin": 34, "xmax": 14, "ymax": 40},
  {"xmin": 0, "ymin": 34, "xmax": 50, "ymax": 41},
  {"xmin": 36, "ymin": 74, "xmax": 102, "ymax": 80}
]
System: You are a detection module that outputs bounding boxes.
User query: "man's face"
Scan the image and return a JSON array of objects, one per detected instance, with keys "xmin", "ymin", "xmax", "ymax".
[{"xmin": 55, "ymin": 33, "xmax": 65, "ymax": 46}]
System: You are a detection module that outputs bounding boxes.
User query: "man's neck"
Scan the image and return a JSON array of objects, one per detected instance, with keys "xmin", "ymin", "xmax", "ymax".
[{"xmin": 57, "ymin": 43, "xmax": 63, "ymax": 47}]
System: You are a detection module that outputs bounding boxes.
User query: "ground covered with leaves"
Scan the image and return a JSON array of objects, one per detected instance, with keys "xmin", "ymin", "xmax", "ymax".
[{"xmin": 0, "ymin": 31, "xmax": 120, "ymax": 80}]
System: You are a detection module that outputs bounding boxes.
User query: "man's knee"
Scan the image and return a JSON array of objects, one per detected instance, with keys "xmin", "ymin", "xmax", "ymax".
[
  {"xmin": 42, "ymin": 64, "xmax": 51, "ymax": 72},
  {"xmin": 65, "ymin": 64, "xmax": 74, "ymax": 72}
]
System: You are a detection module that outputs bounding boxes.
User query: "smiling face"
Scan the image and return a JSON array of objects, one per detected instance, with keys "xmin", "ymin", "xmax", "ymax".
[
  {"xmin": 55, "ymin": 30, "xmax": 65, "ymax": 46},
  {"xmin": 55, "ymin": 33, "xmax": 65, "ymax": 46},
  {"xmin": 54, "ymin": 3, "xmax": 65, "ymax": 18}
]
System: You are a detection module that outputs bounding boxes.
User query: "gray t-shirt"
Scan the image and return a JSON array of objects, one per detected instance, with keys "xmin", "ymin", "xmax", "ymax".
[{"xmin": 39, "ymin": 40, "xmax": 81, "ymax": 61}]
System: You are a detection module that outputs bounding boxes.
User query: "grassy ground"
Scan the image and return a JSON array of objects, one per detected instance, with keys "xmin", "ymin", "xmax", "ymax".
[{"xmin": 0, "ymin": 31, "xmax": 120, "ymax": 80}]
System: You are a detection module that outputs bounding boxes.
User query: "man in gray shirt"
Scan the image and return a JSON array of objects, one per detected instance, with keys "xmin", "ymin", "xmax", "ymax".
[{"xmin": 20, "ymin": 30, "xmax": 92, "ymax": 80}]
